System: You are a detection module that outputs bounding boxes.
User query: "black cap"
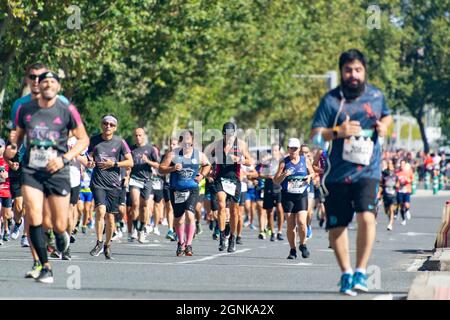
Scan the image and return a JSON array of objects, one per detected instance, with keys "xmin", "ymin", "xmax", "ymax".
[
  {"xmin": 222, "ymin": 122, "xmax": 236, "ymax": 135},
  {"xmin": 38, "ymin": 71, "xmax": 60, "ymax": 83}
]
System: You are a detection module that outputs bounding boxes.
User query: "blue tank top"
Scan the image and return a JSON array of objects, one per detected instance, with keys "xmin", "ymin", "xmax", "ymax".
[
  {"xmin": 170, "ymin": 148, "xmax": 200, "ymax": 190},
  {"xmin": 281, "ymin": 155, "xmax": 308, "ymax": 192}
]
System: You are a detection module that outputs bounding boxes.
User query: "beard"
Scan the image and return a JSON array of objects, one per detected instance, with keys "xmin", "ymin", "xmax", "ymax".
[
  {"xmin": 41, "ymin": 89, "xmax": 57, "ymax": 101},
  {"xmin": 341, "ymin": 77, "xmax": 366, "ymax": 100}
]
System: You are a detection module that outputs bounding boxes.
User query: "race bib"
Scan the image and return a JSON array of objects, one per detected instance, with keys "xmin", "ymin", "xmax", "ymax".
[
  {"xmin": 399, "ymin": 185, "xmax": 408, "ymax": 193},
  {"xmin": 241, "ymin": 182, "xmax": 248, "ymax": 192},
  {"xmin": 129, "ymin": 177, "xmax": 145, "ymax": 189},
  {"xmin": 221, "ymin": 178, "xmax": 237, "ymax": 196},
  {"xmin": 287, "ymin": 178, "xmax": 308, "ymax": 194},
  {"xmin": 152, "ymin": 178, "xmax": 163, "ymax": 190},
  {"xmin": 29, "ymin": 147, "xmax": 57, "ymax": 169},
  {"xmin": 342, "ymin": 136, "xmax": 374, "ymax": 166},
  {"xmin": 174, "ymin": 191, "xmax": 190, "ymax": 204}
]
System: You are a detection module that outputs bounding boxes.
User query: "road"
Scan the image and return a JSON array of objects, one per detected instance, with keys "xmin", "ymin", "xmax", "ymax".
[{"xmin": 0, "ymin": 191, "xmax": 448, "ymax": 300}]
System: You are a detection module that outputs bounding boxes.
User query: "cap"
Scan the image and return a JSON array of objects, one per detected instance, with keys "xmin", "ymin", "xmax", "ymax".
[
  {"xmin": 222, "ymin": 122, "xmax": 236, "ymax": 134},
  {"xmin": 38, "ymin": 71, "xmax": 60, "ymax": 83},
  {"xmin": 287, "ymin": 138, "xmax": 300, "ymax": 148}
]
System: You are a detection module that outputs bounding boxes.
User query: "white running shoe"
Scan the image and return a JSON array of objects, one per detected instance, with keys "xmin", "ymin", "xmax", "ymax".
[
  {"xmin": 161, "ymin": 219, "xmax": 168, "ymax": 226},
  {"xmin": 401, "ymin": 220, "xmax": 406, "ymax": 226},
  {"xmin": 153, "ymin": 227, "xmax": 161, "ymax": 236},
  {"xmin": 406, "ymin": 210, "xmax": 411, "ymax": 220},
  {"xmin": 138, "ymin": 231, "xmax": 149, "ymax": 244},
  {"xmin": 131, "ymin": 229, "xmax": 138, "ymax": 240},
  {"xmin": 21, "ymin": 236, "xmax": 30, "ymax": 247},
  {"xmin": 387, "ymin": 224, "xmax": 393, "ymax": 231}
]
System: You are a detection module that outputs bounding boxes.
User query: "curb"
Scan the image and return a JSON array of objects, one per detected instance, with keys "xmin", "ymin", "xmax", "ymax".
[
  {"xmin": 421, "ymin": 249, "xmax": 450, "ymax": 271},
  {"xmin": 407, "ymin": 272, "xmax": 450, "ymax": 300}
]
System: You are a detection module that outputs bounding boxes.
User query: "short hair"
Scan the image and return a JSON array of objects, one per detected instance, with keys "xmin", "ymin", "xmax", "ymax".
[
  {"xmin": 339, "ymin": 49, "xmax": 366, "ymax": 71},
  {"xmin": 179, "ymin": 130, "xmax": 194, "ymax": 143},
  {"xmin": 26, "ymin": 62, "xmax": 47, "ymax": 74}
]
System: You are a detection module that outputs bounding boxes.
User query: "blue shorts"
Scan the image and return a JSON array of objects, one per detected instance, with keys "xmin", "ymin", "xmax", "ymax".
[
  {"xmin": 79, "ymin": 191, "xmax": 94, "ymax": 202},
  {"xmin": 246, "ymin": 188, "xmax": 256, "ymax": 202},
  {"xmin": 397, "ymin": 192, "xmax": 411, "ymax": 204}
]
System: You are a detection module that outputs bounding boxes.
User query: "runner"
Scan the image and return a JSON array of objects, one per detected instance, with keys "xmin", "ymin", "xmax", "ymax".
[
  {"xmin": 78, "ymin": 166, "xmax": 94, "ymax": 234},
  {"xmin": 274, "ymin": 139, "xmax": 314, "ymax": 260},
  {"xmin": 0, "ymin": 139, "xmax": 12, "ymax": 245},
  {"xmin": 159, "ymin": 130, "xmax": 211, "ymax": 256},
  {"xmin": 302, "ymin": 144, "xmax": 315, "ymax": 240},
  {"xmin": 129, "ymin": 128, "xmax": 159, "ymax": 244},
  {"xmin": 396, "ymin": 159, "xmax": 414, "ymax": 226},
  {"xmin": 87, "ymin": 114, "xmax": 133, "ymax": 259},
  {"xmin": 204, "ymin": 122, "xmax": 252, "ymax": 252},
  {"xmin": 310, "ymin": 49, "xmax": 392, "ymax": 295},
  {"xmin": 381, "ymin": 160, "xmax": 398, "ymax": 231},
  {"xmin": 259, "ymin": 143, "xmax": 284, "ymax": 242},
  {"xmin": 162, "ymin": 138, "xmax": 178, "ymax": 241},
  {"xmin": 6, "ymin": 71, "xmax": 89, "ymax": 283}
]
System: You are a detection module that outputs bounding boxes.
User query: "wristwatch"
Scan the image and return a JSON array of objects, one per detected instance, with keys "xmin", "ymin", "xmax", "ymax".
[
  {"xmin": 114, "ymin": 161, "xmax": 118, "ymax": 168},
  {"xmin": 62, "ymin": 156, "xmax": 71, "ymax": 166},
  {"xmin": 332, "ymin": 126, "xmax": 340, "ymax": 139}
]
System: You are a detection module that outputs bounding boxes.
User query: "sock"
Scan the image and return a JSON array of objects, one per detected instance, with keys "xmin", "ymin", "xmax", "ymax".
[
  {"xmin": 138, "ymin": 221, "xmax": 145, "ymax": 232},
  {"xmin": 185, "ymin": 223, "xmax": 196, "ymax": 246},
  {"xmin": 400, "ymin": 207, "xmax": 406, "ymax": 220},
  {"xmin": 343, "ymin": 269, "xmax": 353, "ymax": 275},
  {"xmin": 54, "ymin": 231, "xmax": 68, "ymax": 252},
  {"xmin": 29, "ymin": 225, "xmax": 48, "ymax": 266},
  {"xmin": 175, "ymin": 225, "xmax": 185, "ymax": 245},
  {"xmin": 133, "ymin": 220, "xmax": 138, "ymax": 231},
  {"xmin": 355, "ymin": 268, "xmax": 366, "ymax": 275}
]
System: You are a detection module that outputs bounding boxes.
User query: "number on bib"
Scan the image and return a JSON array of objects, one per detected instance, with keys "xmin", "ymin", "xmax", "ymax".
[
  {"xmin": 342, "ymin": 136, "xmax": 374, "ymax": 166},
  {"xmin": 174, "ymin": 191, "xmax": 190, "ymax": 204},
  {"xmin": 29, "ymin": 147, "xmax": 57, "ymax": 169},
  {"xmin": 129, "ymin": 178, "xmax": 145, "ymax": 189},
  {"xmin": 287, "ymin": 179, "xmax": 307, "ymax": 194},
  {"xmin": 221, "ymin": 178, "xmax": 237, "ymax": 196}
]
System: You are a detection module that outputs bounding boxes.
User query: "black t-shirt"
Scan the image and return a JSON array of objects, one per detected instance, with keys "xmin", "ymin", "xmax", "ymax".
[
  {"xmin": 88, "ymin": 134, "xmax": 131, "ymax": 190},
  {"xmin": 16, "ymin": 99, "xmax": 82, "ymax": 174},
  {"xmin": 130, "ymin": 144, "xmax": 159, "ymax": 181},
  {"xmin": 381, "ymin": 169, "xmax": 398, "ymax": 197}
]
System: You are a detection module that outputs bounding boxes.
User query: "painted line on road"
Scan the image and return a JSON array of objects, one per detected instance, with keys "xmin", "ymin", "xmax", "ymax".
[
  {"xmin": 128, "ymin": 244, "xmax": 162, "ymax": 247},
  {"xmin": 372, "ymin": 294, "xmax": 394, "ymax": 300},
  {"xmin": 174, "ymin": 249, "xmax": 252, "ymax": 264},
  {"xmin": 398, "ymin": 232, "xmax": 436, "ymax": 237}
]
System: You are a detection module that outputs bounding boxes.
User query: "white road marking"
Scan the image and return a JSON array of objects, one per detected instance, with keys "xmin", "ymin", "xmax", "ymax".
[
  {"xmin": 175, "ymin": 249, "xmax": 252, "ymax": 264},
  {"xmin": 406, "ymin": 258, "xmax": 425, "ymax": 272},
  {"xmin": 373, "ymin": 294, "xmax": 394, "ymax": 300},
  {"xmin": 399, "ymin": 232, "xmax": 436, "ymax": 236},
  {"xmin": 128, "ymin": 244, "xmax": 162, "ymax": 247}
]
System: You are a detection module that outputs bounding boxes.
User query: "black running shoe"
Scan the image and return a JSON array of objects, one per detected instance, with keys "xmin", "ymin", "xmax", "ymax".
[
  {"xmin": 185, "ymin": 245, "xmax": 193, "ymax": 256},
  {"xmin": 90, "ymin": 240, "xmax": 104, "ymax": 256},
  {"xmin": 277, "ymin": 233, "xmax": 284, "ymax": 241},
  {"xmin": 227, "ymin": 236, "xmax": 236, "ymax": 253},
  {"xmin": 35, "ymin": 267, "xmax": 54, "ymax": 284},
  {"xmin": 176, "ymin": 242, "xmax": 185, "ymax": 256},
  {"xmin": 62, "ymin": 247, "xmax": 72, "ymax": 261},
  {"xmin": 218, "ymin": 233, "xmax": 226, "ymax": 251},
  {"xmin": 70, "ymin": 235, "xmax": 76, "ymax": 243},
  {"xmin": 236, "ymin": 236, "xmax": 243, "ymax": 245},
  {"xmin": 287, "ymin": 248, "xmax": 297, "ymax": 259},
  {"xmin": 270, "ymin": 233, "xmax": 275, "ymax": 242},
  {"xmin": 299, "ymin": 244, "xmax": 310, "ymax": 258},
  {"xmin": 55, "ymin": 232, "xmax": 70, "ymax": 253},
  {"xmin": 104, "ymin": 244, "xmax": 113, "ymax": 260},
  {"xmin": 319, "ymin": 218, "xmax": 325, "ymax": 228},
  {"xmin": 224, "ymin": 223, "xmax": 231, "ymax": 238}
]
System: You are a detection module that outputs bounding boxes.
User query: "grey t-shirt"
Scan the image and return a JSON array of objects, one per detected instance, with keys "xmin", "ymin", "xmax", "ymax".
[
  {"xmin": 88, "ymin": 134, "xmax": 131, "ymax": 190},
  {"xmin": 130, "ymin": 144, "xmax": 159, "ymax": 181},
  {"xmin": 16, "ymin": 99, "xmax": 83, "ymax": 174}
]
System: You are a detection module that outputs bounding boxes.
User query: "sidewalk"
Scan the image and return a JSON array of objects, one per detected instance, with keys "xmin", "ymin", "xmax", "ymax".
[{"xmin": 412, "ymin": 189, "xmax": 450, "ymax": 198}]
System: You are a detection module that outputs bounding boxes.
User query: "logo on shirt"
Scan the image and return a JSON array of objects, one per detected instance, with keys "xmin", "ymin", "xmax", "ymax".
[
  {"xmin": 25, "ymin": 114, "xmax": 32, "ymax": 122},
  {"xmin": 53, "ymin": 117, "xmax": 63, "ymax": 125},
  {"xmin": 179, "ymin": 168, "xmax": 195, "ymax": 180}
]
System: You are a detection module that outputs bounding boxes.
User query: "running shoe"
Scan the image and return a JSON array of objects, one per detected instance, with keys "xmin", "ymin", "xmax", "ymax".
[
  {"xmin": 209, "ymin": 220, "xmax": 215, "ymax": 231},
  {"xmin": 227, "ymin": 235, "xmax": 236, "ymax": 253},
  {"xmin": 258, "ymin": 232, "xmax": 266, "ymax": 240},
  {"xmin": 406, "ymin": 210, "xmax": 411, "ymax": 220},
  {"xmin": 287, "ymin": 248, "xmax": 297, "ymax": 259},
  {"xmin": 0, "ymin": 238, "xmax": 3, "ymax": 246},
  {"xmin": 62, "ymin": 247, "xmax": 72, "ymax": 261},
  {"xmin": 90, "ymin": 240, "xmax": 104, "ymax": 256},
  {"xmin": 387, "ymin": 224, "xmax": 393, "ymax": 231},
  {"xmin": 339, "ymin": 273, "xmax": 357, "ymax": 296},
  {"xmin": 55, "ymin": 232, "xmax": 70, "ymax": 253},
  {"xmin": 161, "ymin": 218, "xmax": 168, "ymax": 226},
  {"xmin": 195, "ymin": 222, "xmax": 203, "ymax": 235},
  {"xmin": 50, "ymin": 250, "xmax": 61, "ymax": 259},
  {"xmin": 70, "ymin": 235, "xmax": 76, "ymax": 244},
  {"xmin": 153, "ymin": 227, "xmax": 161, "ymax": 236},
  {"xmin": 218, "ymin": 233, "xmax": 226, "ymax": 251},
  {"xmin": 299, "ymin": 244, "xmax": 310, "ymax": 258},
  {"xmin": 249, "ymin": 224, "xmax": 257, "ymax": 230},
  {"xmin": 270, "ymin": 233, "xmax": 275, "ymax": 242},
  {"xmin": 104, "ymin": 244, "xmax": 113, "ymax": 260},
  {"xmin": 111, "ymin": 232, "xmax": 120, "ymax": 242},
  {"xmin": 176, "ymin": 242, "xmax": 185, "ymax": 256},
  {"xmin": 401, "ymin": 220, "xmax": 407, "ymax": 226},
  {"xmin": 25, "ymin": 261, "xmax": 42, "ymax": 279},
  {"xmin": 11, "ymin": 221, "xmax": 21, "ymax": 240},
  {"xmin": 35, "ymin": 267, "xmax": 54, "ymax": 284},
  {"xmin": 138, "ymin": 231, "xmax": 149, "ymax": 244},
  {"xmin": 2, "ymin": 231, "xmax": 10, "ymax": 242},
  {"xmin": 131, "ymin": 229, "xmax": 138, "ymax": 239},
  {"xmin": 81, "ymin": 226, "xmax": 87, "ymax": 234},
  {"xmin": 352, "ymin": 272, "xmax": 369, "ymax": 292},
  {"xmin": 277, "ymin": 232, "xmax": 284, "ymax": 241},
  {"xmin": 319, "ymin": 218, "xmax": 325, "ymax": 228},
  {"xmin": 128, "ymin": 234, "xmax": 134, "ymax": 242},
  {"xmin": 306, "ymin": 225, "xmax": 313, "ymax": 239},
  {"xmin": 185, "ymin": 245, "xmax": 193, "ymax": 256},
  {"xmin": 236, "ymin": 236, "xmax": 243, "ymax": 245},
  {"xmin": 224, "ymin": 223, "xmax": 231, "ymax": 239},
  {"xmin": 88, "ymin": 220, "xmax": 94, "ymax": 229},
  {"xmin": 166, "ymin": 229, "xmax": 176, "ymax": 241}
]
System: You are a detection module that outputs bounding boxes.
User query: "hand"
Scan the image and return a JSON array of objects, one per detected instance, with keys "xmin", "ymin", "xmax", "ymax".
[
  {"xmin": 376, "ymin": 120, "xmax": 388, "ymax": 137},
  {"xmin": 5, "ymin": 144, "xmax": 17, "ymax": 160},
  {"xmin": 97, "ymin": 159, "xmax": 115, "ymax": 170},
  {"xmin": 306, "ymin": 175, "xmax": 312, "ymax": 185},
  {"xmin": 10, "ymin": 162, "xmax": 20, "ymax": 171},
  {"xmin": 173, "ymin": 163, "xmax": 182, "ymax": 171},
  {"xmin": 194, "ymin": 174, "xmax": 203, "ymax": 183},
  {"xmin": 339, "ymin": 115, "xmax": 361, "ymax": 137},
  {"xmin": 141, "ymin": 153, "xmax": 149, "ymax": 164},
  {"xmin": 0, "ymin": 171, "xmax": 8, "ymax": 179},
  {"xmin": 86, "ymin": 160, "xmax": 96, "ymax": 169},
  {"xmin": 123, "ymin": 177, "xmax": 130, "ymax": 188},
  {"xmin": 47, "ymin": 156, "xmax": 64, "ymax": 174}
]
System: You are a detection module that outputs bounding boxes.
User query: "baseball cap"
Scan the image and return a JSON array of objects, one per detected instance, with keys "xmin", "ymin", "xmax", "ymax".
[
  {"xmin": 287, "ymin": 138, "xmax": 300, "ymax": 148},
  {"xmin": 38, "ymin": 71, "xmax": 60, "ymax": 83}
]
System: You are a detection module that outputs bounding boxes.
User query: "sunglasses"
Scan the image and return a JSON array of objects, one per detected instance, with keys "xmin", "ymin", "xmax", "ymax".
[
  {"xmin": 288, "ymin": 147, "xmax": 299, "ymax": 151},
  {"xmin": 102, "ymin": 122, "xmax": 116, "ymax": 127},
  {"xmin": 28, "ymin": 74, "xmax": 40, "ymax": 81}
]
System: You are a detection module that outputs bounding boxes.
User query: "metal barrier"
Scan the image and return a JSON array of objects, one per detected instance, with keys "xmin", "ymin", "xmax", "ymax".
[{"xmin": 435, "ymin": 201, "xmax": 450, "ymax": 248}]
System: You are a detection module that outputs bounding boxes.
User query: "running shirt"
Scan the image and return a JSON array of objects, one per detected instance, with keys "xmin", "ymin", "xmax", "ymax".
[
  {"xmin": 381, "ymin": 169, "xmax": 398, "ymax": 197},
  {"xmin": 214, "ymin": 139, "xmax": 241, "ymax": 181},
  {"xmin": 130, "ymin": 144, "xmax": 159, "ymax": 181},
  {"xmin": 15, "ymin": 99, "xmax": 83, "ymax": 173},
  {"xmin": 69, "ymin": 159, "xmax": 81, "ymax": 188},
  {"xmin": 311, "ymin": 84, "xmax": 390, "ymax": 184},
  {"xmin": 170, "ymin": 148, "xmax": 201, "ymax": 190},
  {"xmin": 88, "ymin": 134, "xmax": 131, "ymax": 190},
  {"xmin": 396, "ymin": 169, "xmax": 414, "ymax": 194},
  {"xmin": 0, "ymin": 157, "xmax": 11, "ymax": 198},
  {"xmin": 259, "ymin": 157, "xmax": 281, "ymax": 193},
  {"xmin": 80, "ymin": 168, "xmax": 92, "ymax": 192},
  {"xmin": 281, "ymin": 155, "xmax": 308, "ymax": 193}
]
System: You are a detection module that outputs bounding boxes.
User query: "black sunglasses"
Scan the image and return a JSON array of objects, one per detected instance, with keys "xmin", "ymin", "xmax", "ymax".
[
  {"xmin": 28, "ymin": 74, "xmax": 40, "ymax": 80},
  {"xmin": 103, "ymin": 122, "xmax": 116, "ymax": 127}
]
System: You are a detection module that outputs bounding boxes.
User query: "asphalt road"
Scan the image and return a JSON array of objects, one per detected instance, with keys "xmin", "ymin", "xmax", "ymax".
[{"xmin": 0, "ymin": 191, "xmax": 448, "ymax": 300}]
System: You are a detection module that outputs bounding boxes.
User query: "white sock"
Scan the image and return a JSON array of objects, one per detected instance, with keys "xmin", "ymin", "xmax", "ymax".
[
  {"xmin": 355, "ymin": 268, "xmax": 366, "ymax": 275},
  {"xmin": 343, "ymin": 269, "xmax": 353, "ymax": 275}
]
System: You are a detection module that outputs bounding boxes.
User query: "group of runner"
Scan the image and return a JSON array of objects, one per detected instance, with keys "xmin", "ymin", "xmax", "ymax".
[{"xmin": 3, "ymin": 49, "xmax": 440, "ymax": 297}]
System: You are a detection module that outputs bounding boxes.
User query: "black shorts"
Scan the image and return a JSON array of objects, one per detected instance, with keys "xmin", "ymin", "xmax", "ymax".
[
  {"xmin": 281, "ymin": 191, "xmax": 308, "ymax": 213},
  {"xmin": 205, "ymin": 192, "xmax": 218, "ymax": 211},
  {"xmin": 119, "ymin": 187, "xmax": 127, "ymax": 206},
  {"xmin": 314, "ymin": 186, "xmax": 325, "ymax": 203},
  {"xmin": 239, "ymin": 192, "xmax": 247, "ymax": 207},
  {"xmin": 263, "ymin": 192, "xmax": 282, "ymax": 210},
  {"xmin": 170, "ymin": 188, "xmax": 199, "ymax": 218},
  {"xmin": 153, "ymin": 189, "xmax": 164, "ymax": 203},
  {"xmin": 163, "ymin": 182, "xmax": 171, "ymax": 202},
  {"xmin": 10, "ymin": 176, "xmax": 22, "ymax": 199},
  {"xmin": 197, "ymin": 194, "xmax": 205, "ymax": 203},
  {"xmin": 324, "ymin": 178, "xmax": 378, "ymax": 230},
  {"xmin": 383, "ymin": 195, "xmax": 396, "ymax": 209},
  {"xmin": 213, "ymin": 178, "xmax": 241, "ymax": 203},
  {"xmin": 22, "ymin": 169, "xmax": 71, "ymax": 197},
  {"xmin": 0, "ymin": 197, "xmax": 12, "ymax": 208},
  {"xmin": 92, "ymin": 187, "xmax": 121, "ymax": 214},
  {"xmin": 126, "ymin": 191, "xmax": 131, "ymax": 208},
  {"xmin": 70, "ymin": 186, "xmax": 81, "ymax": 205},
  {"xmin": 129, "ymin": 179, "xmax": 152, "ymax": 200}
]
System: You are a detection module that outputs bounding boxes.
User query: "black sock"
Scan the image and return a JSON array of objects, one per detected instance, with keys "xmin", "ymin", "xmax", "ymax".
[
  {"xmin": 400, "ymin": 207, "xmax": 406, "ymax": 220},
  {"xmin": 29, "ymin": 225, "xmax": 48, "ymax": 266},
  {"xmin": 138, "ymin": 221, "xmax": 145, "ymax": 232},
  {"xmin": 133, "ymin": 220, "xmax": 138, "ymax": 231},
  {"xmin": 54, "ymin": 232, "xmax": 67, "ymax": 252}
]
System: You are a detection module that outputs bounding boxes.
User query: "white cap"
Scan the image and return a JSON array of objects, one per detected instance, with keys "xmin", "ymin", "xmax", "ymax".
[{"xmin": 287, "ymin": 138, "xmax": 300, "ymax": 148}]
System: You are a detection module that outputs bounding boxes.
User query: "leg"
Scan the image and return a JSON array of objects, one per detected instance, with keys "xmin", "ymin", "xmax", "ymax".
[
  {"xmin": 296, "ymin": 211, "xmax": 308, "ymax": 245},
  {"xmin": 355, "ymin": 211, "xmax": 376, "ymax": 270},
  {"xmin": 329, "ymin": 227, "xmax": 352, "ymax": 273},
  {"xmin": 95, "ymin": 205, "xmax": 106, "ymax": 242},
  {"xmin": 104, "ymin": 213, "xmax": 115, "ymax": 246},
  {"xmin": 286, "ymin": 212, "xmax": 296, "ymax": 249},
  {"xmin": 276, "ymin": 203, "xmax": 284, "ymax": 234}
]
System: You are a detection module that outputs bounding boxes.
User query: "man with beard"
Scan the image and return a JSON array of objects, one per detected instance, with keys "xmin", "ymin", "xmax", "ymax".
[
  {"xmin": 310, "ymin": 49, "xmax": 392, "ymax": 296},
  {"xmin": 6, "ymin": 71, "xmax": 89, "ymax": 283}
]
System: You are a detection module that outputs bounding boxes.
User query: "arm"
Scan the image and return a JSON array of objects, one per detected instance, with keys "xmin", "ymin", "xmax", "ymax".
[
  {"xmin": 239, "ymin": 140, "xmax": 253, "ymax": 166},
  {"xmin": 273, "ymin": 160, "xmax": 287, "ymax": 185},
  {"xmin": 195, "ymin": 152, "xmax": 211, "ymax": 183},
  {"xmin": 5, "ymin": 126, "xmax": 25, "ymax": 161},
  {"xmin": 158, "ymin": 151, "xmax": 178, "ymax": 174},
  {"xmin": 118, "ymin": 153, "xmax": 133, "ymax": 169}
]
